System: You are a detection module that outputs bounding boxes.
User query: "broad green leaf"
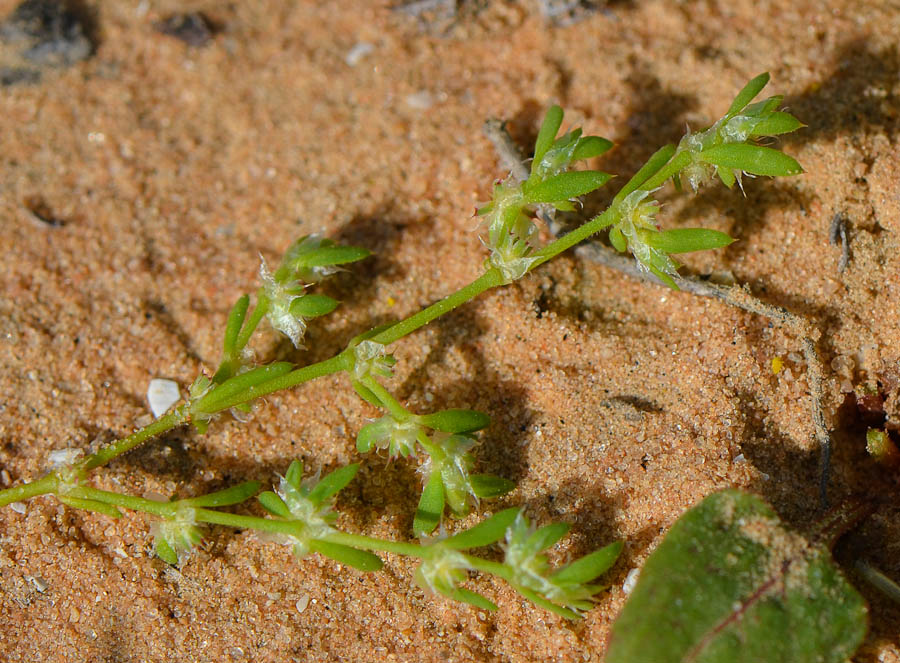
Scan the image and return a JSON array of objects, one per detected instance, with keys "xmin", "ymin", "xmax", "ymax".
[
  {"xmin": 309, "ymin": 540, "xmax": 383, "ymax": 571},
  {"xmin": 285, "ymin": 460, "xmax": 304, "ymax": 489},
  {"xmin": 572, "ymin": 136, "xmax": 614, "ymax": 162},
  {"xmin": 469, "ymin": 474, "xmax": 515, "ymax": 499},
  {"xmin": 414, "ymin": 471, "xmax": 445, "ymax": 536},
  {"xmin": 523, "ymin": 170, "xmax": 612, "ymax": 204},
  {"xmin": 724, "ymin": 72, "xmax": 770, "ymax": 119},
  {"xmin": 258, "ymin": 491, "xmax": 291, "ymax": 518},
  {"xmin": 418, "ymin": 409, "xmax": 491, "ymax": 434},
  {"xmin": 614, "ymin": 144, "xmax": 677, "ymax": 204},
  {"xmin": 606, "ymin": 489, "xmax": 867, "ymax": 663},
  {"xmin": 289, "ymin": 294, "xmax": 339, "ymax": 318},
  {"xmin": 356, "ymin": 418, "xmax": 390, "ymax": 453},
  {"xmin": 183, "ymin": 481, "xmax": 261, "ymax": 507},
  {"xmin": 699, "ymin": 144, "xmax": 803, "ymax": 177},
  {"xmin": 443, "ymin": 508, "xmax": 521, "ymax": 550},
  {"xmin": 749, "ymin": 111, "xmax": 804, "ymax": 136},
  {"xmin": 551, "ymin": 540, "xmax": 623, "ymax": 585},
  {"xmin": 223, "ymin": 295, "xmax": 250, "ymax": 356},
  {"xmin": 645, "ymin": 228, "xmax": 734, "ymax": 254},
  {"xmin": 306, "ymin": 463, "xmax": 359, "ymax": 505},
  {"xmin": 533, "ymin": 105, "xmax": 564, "ymax": 166},
  {"xmin": 526, "ymin": 522, "xmax": 570, "ymax": 554},
  {"xmin": 155, "ymin": 538, "xmax": 179, "ymax": 565}
]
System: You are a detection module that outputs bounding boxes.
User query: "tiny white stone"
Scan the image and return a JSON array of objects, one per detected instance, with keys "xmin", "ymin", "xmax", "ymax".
[
  {"xmin": 147, "ymin": 379, "xmax": 181, "ymax": 418},
  {"xmin": 622, "ymin": 567, "xmax": 640, "ymax": 595},
  {"xmin": 345, "ymin": 42, "xmax": 373, "ymax": 66},
  {"xmin": 296, "ymin": 594, "xmax": 310, "ymax": 613},
  {"xmin": 9, "ymin": 502, "xmax": 26, "ymax": 514}
]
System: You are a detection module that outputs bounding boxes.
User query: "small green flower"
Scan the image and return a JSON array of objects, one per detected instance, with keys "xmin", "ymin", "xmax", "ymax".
[
  {"xmin": 351, "ymin": 340, "xmax": 395, "ymax": 381},
  {"xmin": 259, "ymin": 256, "xmax": 309, "ymax": 348},
  {"xmin": 414, "ymin": 545, "xmax": 474, "ymax": 598},
  {"xmin": 420, "ymin": 433, "xmax": 476, "ymax": 516},
  {"xmin": 356, "ymin": 415, "xmax": 422, "ymax": 457},
  {"xmin": 151, "ymin": 503, "xmax": 203, "ymax": 565}
]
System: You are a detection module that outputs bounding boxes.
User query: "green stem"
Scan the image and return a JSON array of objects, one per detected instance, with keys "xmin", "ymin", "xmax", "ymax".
[
  {"xmin": 529, "ymin": 208, "xmax": 619, "ymax": 271},
  {"xmin": 359, "ymin": 376, "xmax": 410, "ymax": 420},
  {"xmin": 83, "ymin": 408, "xmax": 190, "ymax": 471},
  {"xmin": 371, "ymin": 270, "xmax": 505, "ymax": 346},
  {"xmin": 0, "ymin": 474, "xmax": 58, "ymax": 508},
  {"xmin": 195, "ymin": 508, "xmax": 304, "ymax": 536},
  {"xmin": 324, "ymin": 531, "xmax": 429, "ymax": 557},
  {"xmin": 199, "ymin": 354, "xmax": 349, "ymax": 415},
  {"xmin": 71, "ymin": 486, "xmax": 174, "ymax": 517}
]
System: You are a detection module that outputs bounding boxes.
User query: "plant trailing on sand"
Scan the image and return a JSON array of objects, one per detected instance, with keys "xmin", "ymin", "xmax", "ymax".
[{"xmin": 0, "ymin": 74, "xmax": 812, "ymax": 624}]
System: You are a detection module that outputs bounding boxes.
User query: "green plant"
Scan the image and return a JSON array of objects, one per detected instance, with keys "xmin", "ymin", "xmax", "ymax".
[{"xmin": 0, "ymin": 74, "xmax": 802, "ymax": 620}]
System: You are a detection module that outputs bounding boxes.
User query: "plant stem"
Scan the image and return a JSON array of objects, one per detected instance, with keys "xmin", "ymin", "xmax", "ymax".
[
  {"xmin": 0, "ymin": 474, "xmax": 58, "ymax": 508},
  {"xmin": 324, "ymin": 531, "xmax": 431, "ymax": 557},
  {"xmin": 529, "ymin": 208, "xmax": 619, "ymax": 271},
  {"xmin": 371, "ymin": 269, "xmax": 505, "ymax": 346},
  {"xmin": 360, "ymin": 376, "xmax": 410, "ymax": 420},
  {"xmin": 83, "ymin": 408, "xmax": 190, "ymax": 471}
]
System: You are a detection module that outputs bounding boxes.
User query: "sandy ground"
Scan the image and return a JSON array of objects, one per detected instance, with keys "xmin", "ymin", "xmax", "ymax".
[{"xmin": 1, "ymin": 0, "xmax": 900, "ymax": 661}]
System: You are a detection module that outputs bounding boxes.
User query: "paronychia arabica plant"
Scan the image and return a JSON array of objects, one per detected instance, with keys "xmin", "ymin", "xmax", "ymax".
[{"xmin": 0, "ymin": 74, "xmax": 803, "ymax": 619}]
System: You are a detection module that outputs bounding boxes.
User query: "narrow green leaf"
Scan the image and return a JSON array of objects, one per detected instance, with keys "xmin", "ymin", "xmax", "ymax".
[
  {"xmin": 572, "ymin": 136, "xmax": 613, "ymax": 162},
  {"xmin": 533, "ymin": 105, "xmax": 564, "ymax": 166},
  {"xmin": 443, "ymin": 508, "xmax": 521, "ymax": 550},
  {"xmin": 351, "ymin": 380, "xmax": 383, "ymax": 408},
  {"xmin": 526, "ymin": 522, "xmax": 570, "ymax": 554},
  {"xmin": 155, "ymin": 538, "xmax": 179, "ymax": 565},
  {"xmin": 699, "ymin": 144, "xmax": 803, "ymax": 177},
  {"xmin": 725, "ymin": 72, "xmax": 770, "ymax": 118},
  {"xmin": 449, "ymin": 587, "xmax": 498, "ymax": 611},
  {"xmin": 194, "ymin": 362, "xmax": 293, "ymax": 412},
  {"xmin": 223, "ymin": 295, "xmax": 250, "ymax": 356},
  {"xmin": 58, "ymin": 496, "xmax": 123, "ymax": 519},
  {"xmin": 609, "ymin": 226, "xmax": 627, "ymax": 253},
  {"xmin": 614, "ymin": 144, "xmax": 677, "ymax": 204},
  {"xmin": 717, "ymin": 165, "xmax": 737, "ymax": 188},
  {"xmin": 606, "ymin": 489, "xmax": 868, "ymax": 663},
  {"xmin": 289, "ymin": 294, "xmax": 339, "ymax": 319},
  {"xmin": 183, "ymin": 481, "xmax": 261, "ymax": 507},
  {"xmin": 515, "ymin": 585, "xmax": 582, "ymax": 620},
  {"xmin": 551, "ymin": 540, "xmax": 623, "ymax": 585},
  {"xmin": 309, "ymin": 540, "xmax": 383, "ymax": 571},
  {"xmin": 524, "ymin": 171, "xmax": 611, "ymax": 204},
  {"xmin": 414, "ymin": 472, "xmax": 445, "ymax": 536},
  {"xmin": 299, "ymin": 245, "xmax": 371, "ymax": 268},
  {"xmin": 285, "ymin": 460, "xmax": 304, "ymax": 490},
  {"xmin": 469, "ymin": 474, "xmax": 515, "ymax": 499},
  {"xmin": 645, "ymin": 228, "xmax": 734, "ymax": 254},
  {"xmin": 749, "ymin": 111, "xmax": 804, "ymax": 136},
  {"xmin": 418, "ymin": 409, "xmax": 491, "ymax": 434},
  {"xmin": 306, "ymin": 464, "xmax": 360, "ymax": 506},
  {"xmin": 258, "ymin": 491, "xmax": 291, "ymax": 518}
]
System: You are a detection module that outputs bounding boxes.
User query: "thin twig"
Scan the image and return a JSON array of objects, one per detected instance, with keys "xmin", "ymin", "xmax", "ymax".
[{"xmin": 484, "ymin": 117, "xmax": 834, "ymax": 509}]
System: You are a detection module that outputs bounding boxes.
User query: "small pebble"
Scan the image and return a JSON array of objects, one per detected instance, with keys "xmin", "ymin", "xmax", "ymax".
[
  {"xmin": 10, "ymin": 502, "xmax": 27, "ymax": 514},
  {"xmin": 154, "ymin": 12, "xmax": 216, "ymax": 48},
  {"xmin": 147, "ymin": 378, "xmax": 181, "ymax": 418},
  {"xmin": 0, "ymin": 0, "xmax": 93, "ymax": 76}
]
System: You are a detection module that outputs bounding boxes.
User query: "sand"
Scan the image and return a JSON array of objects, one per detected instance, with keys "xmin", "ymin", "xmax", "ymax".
[{"xmin": 1, "ymin": 0, "xmax": 899, "ymax": 661}]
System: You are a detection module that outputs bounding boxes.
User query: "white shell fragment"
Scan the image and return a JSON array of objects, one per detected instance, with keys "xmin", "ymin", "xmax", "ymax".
[
  {"xmin": 48, "ymin": 448, "xmax": 83, "ymax": 467},
  {"xmin": 622, "ymin": 567, "xmax": 641, "ymax": 595},
  {"xmin": 344, "ymin": 42, "xmax": 373, "ymax": 66},
  {"xmin": 147, "ymin": 379, "xmax": 181, "ymax": 418}
]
